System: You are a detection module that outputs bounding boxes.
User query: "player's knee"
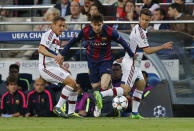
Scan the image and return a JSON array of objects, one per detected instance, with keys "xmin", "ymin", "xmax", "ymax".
[
  {"xmin": 121, "ymin": 84, "xmax": 131, "ymax": 96},
  {"xmin": 63, "ymin": 77, "xmax": 77, "ymax": 89},
  {"xmin": 136, "ymin": 80, "xmax": 146, "ymax": 91}
]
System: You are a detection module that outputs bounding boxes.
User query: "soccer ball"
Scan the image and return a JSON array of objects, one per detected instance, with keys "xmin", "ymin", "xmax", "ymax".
[
  {"xmin": 153, "ymin": 105, "xmax": 166, "ymax": 117},
  {"xmin": 112, "ymin": 96, "xmax": 128, "ymax": 111}
]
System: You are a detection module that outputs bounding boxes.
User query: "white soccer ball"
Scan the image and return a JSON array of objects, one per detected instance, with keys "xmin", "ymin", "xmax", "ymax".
[
  {"xmin": 112, "ymin": 96, "xmax": 128, "ymax": 111},
  {"xmin": 153, "ymin": 105, "xmax": 166, "ymax": 117}
]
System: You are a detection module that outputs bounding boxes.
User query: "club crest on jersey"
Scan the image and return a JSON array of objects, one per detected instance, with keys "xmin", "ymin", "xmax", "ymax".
[
  {"xmin": 102, "ymin": 37, "xmax": 107, "ymax": 41},
  {"xmin": 60, "ymin": 73, "xmax": 64, "ymax": 77},
  {"xmin": 16, "ymin": 99, "xmax": 20, "ymax": 104},
  {"xmin": 41, "ymin": 98, "xmax": 45, "ymax": 103},
  {"xmin": 88, "ymin": 37, "xmax": 94, "ymax": 40}
]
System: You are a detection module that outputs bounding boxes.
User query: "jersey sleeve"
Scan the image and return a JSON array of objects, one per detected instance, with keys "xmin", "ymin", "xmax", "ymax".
[
  {"xmin": 60, "ymin": 30, "xmax": 84, "ymax": 56},
  {"xmin": 26, "ymin": 95, "xmax": 33, "ymax": 115},
  {"xmin": 0, "ymin": 96, "xmax": 7, "ymax": 114},
  {"xmin": 136, "ymin": 29, "xmax": 149, "ymax": 49},
  {"xmin": 40, "ymin": 32, "xmax": 52, "ymax": 48},
  {"xmin": 112, "ymin": 30, "xmax": 134, "ymax": 57}
]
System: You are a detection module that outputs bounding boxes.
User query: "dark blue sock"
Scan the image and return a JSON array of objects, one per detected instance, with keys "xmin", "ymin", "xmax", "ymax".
[{"xmin": 132, "ymin": 112, "xmax": 138, "ymax": 115}]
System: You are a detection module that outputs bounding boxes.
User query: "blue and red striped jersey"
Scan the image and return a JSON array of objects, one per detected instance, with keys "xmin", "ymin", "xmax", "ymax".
[{"xmin": 61, "ymin": 24, "xmax": 134, "ymax": 62}]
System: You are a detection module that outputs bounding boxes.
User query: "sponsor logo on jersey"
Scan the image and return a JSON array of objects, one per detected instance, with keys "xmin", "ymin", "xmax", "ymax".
[
  {"xmin": 90, "ymin": 42, "xmax": 108, "ymax": 46},
  {"xmin": 41, "ymin": 98, "xmax": 45, "ymax": 103},
  {"xmin": 16, "ymin": 99, "xmax": 20, "ymax": 104}
]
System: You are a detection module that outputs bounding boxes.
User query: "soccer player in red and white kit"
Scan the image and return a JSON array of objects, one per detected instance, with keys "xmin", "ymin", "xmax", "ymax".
[
  {"xmin": 38, "ymin": 16, "xmax": 81, "ymax": 118},
  {"xmin": 96, "ymin": 8, "xmax": 173, "ymax": 119}
]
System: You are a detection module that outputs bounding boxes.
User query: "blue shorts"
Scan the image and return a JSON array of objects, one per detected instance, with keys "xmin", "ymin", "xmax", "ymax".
[{"xmin": 88, "ymin": 61, "xmax": 113, "ymax": 84}]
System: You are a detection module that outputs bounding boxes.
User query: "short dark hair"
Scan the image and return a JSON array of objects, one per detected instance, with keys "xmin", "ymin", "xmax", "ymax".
[
  {"xmin": 52, "ymin": 16, "xmax": 65, "ymax": 24},
  {"xmin": 140, "ymin": 8, "xmax": 152, "ymax": 17},
  {"xmin": 6, "ymin": 76, "xmax": 18, "ymax": 85},
  {"xmin": 91, "ymin": 14, "xmax": 103, "ymax": 22},
  {"xmin": 9, "ymin": 64, "xmax": 19, "ymax": 72},
  {"xmin": 155, "ymin": 8, "xmax": 166, "ymax": 16},
  {"xmin": 113, "ymin": 63, "xmax": 121, "ymax": 69},
  {"xmin": 169, "ymin": 3, "xmax": 183, "ymax": 13},
  {"xmin": 142, "ymin": 71, "xmax": 148, "ymax": 78}
]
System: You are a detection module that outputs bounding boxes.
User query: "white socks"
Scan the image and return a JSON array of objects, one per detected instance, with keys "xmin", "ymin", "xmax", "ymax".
[
  {"xmin": 101, "ymin": 87, "xmax": 124, "ymax": 97},
  {"xmin": 56, "ymin": 85, "xmax": 74, "ymax": 108},
  {"xmin": 132, "ymin": 89, "xmax": 143, "ymax": 113},
  {"xmin": 68, "ymin": 92, "xmax": 78, "ymax": 114}
]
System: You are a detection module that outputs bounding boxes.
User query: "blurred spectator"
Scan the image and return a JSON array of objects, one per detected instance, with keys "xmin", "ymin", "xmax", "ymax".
[
  {"xmin": 0, "ymin": 0, "xmax": 13, "ymax": 17},
  {"xmin": 150, "ymin": 8, "xmax": 170, "ymax": 30},
  {"xmin": 82, "ymin": 0, "xmax": 93, "ymax": 15},
  {"xmin": 168, "ymin": 3, "xmax": 194, "ymax": 36},
  {"xmin": 111, "ymin": 0, "xmax": 127, "ymax": 18},
  {"xmin": 34, "ymin": 8, "xmax": 61, "ymax": 31},
  {"xmin": 99, "ymin": 0, "xmax": 117, "ymax": 4},
  {"xmin": 174, "ymin": 0, "xmax": 192, "ymax": 15},
  {"xmin": 74, "ymin": 73, "xmax": 94, "ymax": 117},
  {"xmin": 9, "ymin": 64, "xmax": 30, "ymax": 92},
  {"xmin": 54, "ymin": 0, "xmax": 71, "ymax": 17},
  {"xmin": 89, "ymin": 0, "xmax": 104, "ymax": 15},
  {"xmin": 35, "ymin": 0, "xmax": 51, "ymax": 5},
  {"xmin": 0, "ymin": 76, "xmax": 26, "ymax": 117},
  {"xmin": 87, "ymin": 4, "xmax": 101, "ymax": 21},
  {"xmin": 15, "ymin": 0, "xmax": 35, "ymax": 17},
  {"xmin": 25, "ymin": 78, "xmax": 55, "ymax": 117},
  {"xmin": 65, "ymin": 1, "xmax": 87, "ymax": 30},
  {"xmin": 82, "ymin": 0, "xmax": 103, "ymax": 15},
  {"xmin": 112, "ymin": 63, "xmax": 122, "ymax": 87},
  {"xmin": 140, "ymin": 0, "xmax": 160, "ymax": 14},
  {"xmin": 115, "ymin": 0, "xmax": 138, "ymax": 30}
]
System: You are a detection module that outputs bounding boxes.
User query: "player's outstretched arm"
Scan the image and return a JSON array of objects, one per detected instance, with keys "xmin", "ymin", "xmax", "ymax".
[
  {"xmin": 38, "ymin": 45, "xmax": 57, "ymax": 59},
  {"xmin": 112, "ymin": 30, "xmax": 135, "ymax": 58},
  {"xmin": 143, "ymin": 41, "xmax": 173, "ymax": 54},
  {"xmin": 60, "ymin": 30, "xmax": 84, "ymax": 57}
]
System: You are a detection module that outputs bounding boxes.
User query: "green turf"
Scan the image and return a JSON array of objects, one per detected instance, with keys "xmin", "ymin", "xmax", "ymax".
[{"xmin": 0, "ymin": 117, "xmax": 194, "ymax": 131}]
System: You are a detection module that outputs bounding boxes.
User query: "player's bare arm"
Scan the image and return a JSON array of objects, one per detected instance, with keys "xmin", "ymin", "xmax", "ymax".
[
  {"xmin": 38, "ymin": 45, "xmax": 57, "ymax": 59},
  {"xmin": 143, "ymin": 41, "xmax": 173, "ymax": 54},
  {"xmin": 55, "ymin": 53, "xmax": 64, "ymax": 65}
]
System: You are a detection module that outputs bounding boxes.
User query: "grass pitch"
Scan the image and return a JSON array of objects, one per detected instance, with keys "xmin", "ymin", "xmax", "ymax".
[{"xmin": 0, "ymin": 117, "xmax": 194, "ymax": 131}]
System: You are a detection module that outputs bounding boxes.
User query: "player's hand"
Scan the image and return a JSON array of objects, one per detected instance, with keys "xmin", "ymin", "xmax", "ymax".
[
  {"xmin": 163, "ymin": 41, "xmax": 173, "ymax": 49},
  {"xmin": 55, "ymin": 53, "xmax": 64, "ymax": 65},
  {"xmin": 60, "ymin": 64, "xmax": 72, "ymax": 75},
  {"xmin": 133, "ymin": 54, "xmax": 138, "ymax": 60},
  {"xmin": 116, "ymin": 57, "xmax": 123, "ymax": 63}
]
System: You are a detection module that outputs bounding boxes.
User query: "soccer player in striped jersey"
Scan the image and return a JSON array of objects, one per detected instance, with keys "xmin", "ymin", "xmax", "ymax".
[
  {"xmin": 55, "ymin": 14, "xmax": 137, "ymax": 115},
  {"xmin": 38, "ymin": 16, "xmax": 81, "ymax": 118},
  {"xmin": 94, "ymin": 8, "xmax": 173, "ymax": 119}
]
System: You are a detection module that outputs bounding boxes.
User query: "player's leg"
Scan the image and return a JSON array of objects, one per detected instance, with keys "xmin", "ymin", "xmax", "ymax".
[
  {"xmin": 130, "ymin": 69, "xmax": 145, "ymax": 119},
  {"xmin": 100, "ymin": 73, "xmax": 111, "ymax": 90},
  {"xmin": 93, "ymin": 61, "xmax": 113, "ymax": 110},
  {"xmin": 88, "ymin": 61, "xmax": 101, "ymax": 89},
  {"xmin": 39, "ymin": 67, "xmax": 69, "ymax": 117},
  {"xmin": 99, "ymin": 59, "xmax": 133, "ymax": 98},
  {"xmin": 40, "ymin": 67, "xmax": 78, "ymax": 117}
]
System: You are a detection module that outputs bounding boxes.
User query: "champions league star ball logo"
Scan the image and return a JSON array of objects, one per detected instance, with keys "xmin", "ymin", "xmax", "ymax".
[{"xmin": 153, "ymin": 105, "xmax": 166, "ymax": 117}]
